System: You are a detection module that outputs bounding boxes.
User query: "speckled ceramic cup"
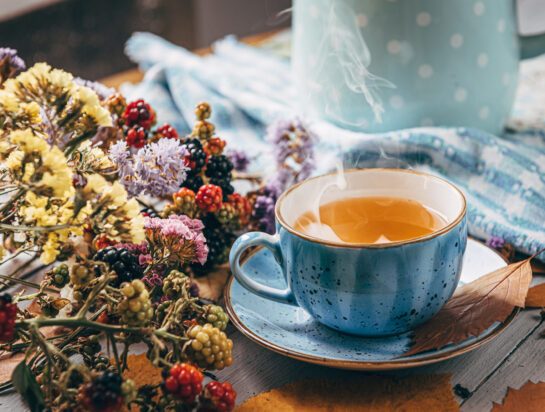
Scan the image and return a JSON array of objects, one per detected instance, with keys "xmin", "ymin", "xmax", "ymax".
[{"xmin": 230, "ymin": 169, "xmax": 467, "ymax": 336}]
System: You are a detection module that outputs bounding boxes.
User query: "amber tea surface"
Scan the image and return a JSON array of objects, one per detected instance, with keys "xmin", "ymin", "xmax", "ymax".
[{"xmin": 293, "ymin": 196, "xmax": 447, "ymax": 244}]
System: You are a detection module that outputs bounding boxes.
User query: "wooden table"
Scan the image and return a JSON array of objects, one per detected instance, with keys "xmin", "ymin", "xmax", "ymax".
[{"xmin": 3, "ymin": 30, "xmax": 545, "ymax": 412}]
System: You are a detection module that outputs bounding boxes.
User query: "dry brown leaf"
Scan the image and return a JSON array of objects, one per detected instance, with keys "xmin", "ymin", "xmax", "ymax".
[
  {"xmin": 237, "ymin": 374, "xmax": 458, "ymax": 412},
  {"xmin": 492, "ymin": 381, "xmax": 545, "ymax": 411},
  {"xmin": 120, "ymin": 353, "xmax": 163, "ymax": 412},
  {"xmin": 525, "ymin": 283, "xmax": 545, "ymax": 308},
  {"xmin": 401, "ymin": 258, "xmax": 533, "ymax": 357},
  {"xmin": 193, "ymin": 263, "xmax": 230, "ymax": 301},
  {"xmin": 0, "ymin": 326, "xmax": 57, "ymax": 384}
]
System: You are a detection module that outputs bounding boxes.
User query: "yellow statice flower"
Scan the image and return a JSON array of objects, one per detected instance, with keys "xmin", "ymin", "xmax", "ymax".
[
  {"xmin": 21, "ymin": 102, "xmax": 42, "ymax": 124},
  {"xmin": 49, "ymin": 68, "xmax": 74, "ymax": 90},
  {"xmin": 41, "ymin": 232, "xmax": 60, "ymax": 264},
  {"xmin": 83, "ymin": 173, "xmax": 108, "ymax": 196},
  {"xmin": 82, "ymin": 104, "xmax": 113, "ymax": 128},
  {"xmin": 5, "ymin": 150, "xmax": 23, "ymax": 171},
  {"xmin": 40, "ymin": 147, "xmax": 73, "ymax": 199},
  {"xmin": 9, "ymin": 129, "xmax": 49, "ymax": 155},
  {"xmin": 0, "ymin": 90, "xmax": 18, "ymax": 112},
  {"xmin": 8, "ymin": 129, "xmax": 73, "ymax": 199}
]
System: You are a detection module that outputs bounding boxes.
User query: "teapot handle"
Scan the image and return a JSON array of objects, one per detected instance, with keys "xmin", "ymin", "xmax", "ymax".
[{"xmin": 520, "ymin": 32, "xmax": 545, "ymax": 59}]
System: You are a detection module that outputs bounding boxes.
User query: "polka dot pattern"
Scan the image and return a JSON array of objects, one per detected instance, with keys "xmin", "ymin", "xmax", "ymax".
[
  {"xmin": 477, "ymin": 53, "xmax": 488, "ymax": 68},
  {"xmin": 479, "ymin": 106, "xmax": 490, "ymax": 119},
  {"xmin": 450, "ymin": 34, "xmax": 464, "ymax": 48},
  {"xmin": 474, "ymin": 2, "xmax": 485, "ymax": 16},
  {"xmin": 356, "ymin": 13, "xmax": 368, "ymax": 28},
  {"xmin": 418, "ymin": 64, "xmax": 434, "ymax": 78},
  {"xmin": 416, "ymin": 12, "xmax": 431, "ymax": 27},
  {"xmin": 454, "ymin": 88, "xmax": 468, "ymax": 102},
  {"xmin": 390, "ymin": 95, "xmax": 404, "ymax": 109},
  {"xmin": 387, "ymin": 40, "xmax": 402, "ymax": 54}
]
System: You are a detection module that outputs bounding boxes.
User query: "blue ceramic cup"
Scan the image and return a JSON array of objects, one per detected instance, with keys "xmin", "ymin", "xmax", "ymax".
[{"xmin": 230, "ymin": 169, "xmax": 467, "ymax": 336}]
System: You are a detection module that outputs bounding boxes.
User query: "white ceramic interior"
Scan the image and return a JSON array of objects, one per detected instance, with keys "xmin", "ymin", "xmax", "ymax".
[{"xmin": 277, "ymin": 168, "xmax": 466, "ymax": 244}]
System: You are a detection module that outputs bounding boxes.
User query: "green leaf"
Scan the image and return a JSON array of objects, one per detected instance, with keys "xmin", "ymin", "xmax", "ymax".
[{"xmin": 12, "ymin": 362, "xmax": 45, "ymax": 412}]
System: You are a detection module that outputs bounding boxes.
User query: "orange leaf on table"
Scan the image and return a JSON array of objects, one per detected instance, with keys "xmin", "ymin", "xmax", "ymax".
[
  {"xmin": 492, "ymin": 381, "xmax": 545, "ymax": 412},
  {"xmin": 193, "ymin": 263, "xmax": 230, "ymax": 301},
  {"xmin": 401, "ymin": 257, "xmax": 533, "ymax": 358},
  {"xmin": 237, "ymin": 374, "xmax": 458, "ymax": 411},
  {"xmin": 525, "ymin": 283, "xmax": 545, "ymax": 308}
]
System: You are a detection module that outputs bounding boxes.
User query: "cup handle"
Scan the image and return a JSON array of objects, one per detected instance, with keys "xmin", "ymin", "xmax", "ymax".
[{"xmin": 229, "ymin": 232, "xmax": 297, "ymax": 305}]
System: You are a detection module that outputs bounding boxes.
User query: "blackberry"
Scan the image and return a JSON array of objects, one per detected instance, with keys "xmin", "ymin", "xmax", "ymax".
[
  {"xmin": 93, "ymin": 246, "xmax": 143, "ymax": 286},
  {"xmin": 70, "ymin": 263, "xmax": 95, "ymax": 287},
  {"xmin": 80, "ymin": 371, "xmax": 123, "ymax": 412},
  {"xmin": 184, "ymin": 138, "xmax": 208, "ymax": 172},
  {"xmin": 0, "ymin": 294, "xmax": 17, "ymax": 342},
  {"xmin": 199, "ymin": 305, "xmax": 229, "ymax": 331},
  {"xmin": 140, "ymin": 206, "xmax": 160, "ymax": 219},
  {"xmin": 124, "ymin": 99, "xmax": 155, "ymax": 129},
  {"xmin": 196, "ymin": 184, "xmax": 223, "ymax": 213},
  {"xmin": 183, "ymin": 173, "xmax": 204, "ymax": 193},
  {"xmin": 202, "ymin": 228, "xmax": 226, "ymax": 264},
  {"xmin": 195, "ymin": 102, "xmax": 211, "ymax": 120},
  {"xmin": 205, "ymin": 155, "xmax": 233, "ymax": 180},
  {"xmin": 49, "ymin": 264, "xmax": 70, "ymax": 288},
  {"xmin": 201, "ymin": 381, "xmax": 237, "ymax": 412},
  {"xmin": 118, "ymin": 280, "xmax": 153, "ymax": 327},
  {"xmin": 162, "ymin": 363, "xmax": 203, "ymax": 403},
  {"xmin": 209, "ymin": 177, "xmax": 234, "ymax": 201},
  {"xmin": 186, "ymin": 323, "xmax": 233, "ymax": 370}
]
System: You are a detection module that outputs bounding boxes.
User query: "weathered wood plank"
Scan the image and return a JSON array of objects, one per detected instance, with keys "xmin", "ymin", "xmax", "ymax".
[
  {"xmin": 461, "ymin": 308, "xmax": 545, "ymax": 411},
  {"xmin": 211, "ymin": 307, "xmax": 542, "ymax": 406}
]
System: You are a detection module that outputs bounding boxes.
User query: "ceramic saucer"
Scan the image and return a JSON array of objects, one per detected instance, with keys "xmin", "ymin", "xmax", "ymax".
[{"xmin": 224, "ymin": 238, "xmax": 517, "ymax": 370}]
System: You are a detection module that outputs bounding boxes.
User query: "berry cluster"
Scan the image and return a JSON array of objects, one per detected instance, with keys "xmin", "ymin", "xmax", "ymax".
[
  {"xmin": 0, "ymin": 294, "xmax": 17, "ymax": 343},
  {"xmin": 187, "ymin": 323, "xmax": 233, "ymax": 370},
  {"xmin": 125, "ymin": 125, "xmax": 148, "ymax": 148},
  {"xmin": 123, "ymin": 99, "xmax": 155, "ymax": 129},
  {"xmin": 159, "ymin": 102, "xmax": 253, "ymax": 271},
  {"xmin": 49, "ymin": 264, "xmax": 70, "ymax": 288},
  {"xmin": 93, "ymin": 246, "xmax": 143, "ymax": 286},
  {"xmin": 70, "ymin": 263, "xmax": 95, "ymax": 287},
  {"xmin": 162, "ymin": 362, "xmax": 203, "ymax": 403},
  {"xmin": 155, "ymin": 123, "xmax": 179, "ymax": 140},
  {"xmin": 118, "ymin": 280, "xmax": 153, "ymax": 327},
  {"xmin": 201, "ymin": 380, "xmax": 237, "ymax": 412},
  {"xmin": 79, "ymin": 371, "xmax": 123, "ymax": 412},
  {"xmin": 196, "ymin": 184, "xmax": 223, "ymax": 213},
  {"xmin": 162, "ymin": 270, "xmax": 191, "ymax": 300},
  {"xmin": 199, "ymin": 305, "xmax": 229, "ymax": 331}
]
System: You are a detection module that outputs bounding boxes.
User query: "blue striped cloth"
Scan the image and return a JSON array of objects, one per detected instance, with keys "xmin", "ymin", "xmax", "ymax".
[{"xmin": 123, "ymin": 32, "xmax": 545, "ymax": 259}]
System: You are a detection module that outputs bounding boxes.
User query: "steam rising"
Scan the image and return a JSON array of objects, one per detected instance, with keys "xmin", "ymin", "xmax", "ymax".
[
  {"xmin": 307, "ymin": 1, "xmax": 395, "ymax": 127},
  {"xmin": 303, "ymin": 160, "xmax": 347, "ymax": 242}
]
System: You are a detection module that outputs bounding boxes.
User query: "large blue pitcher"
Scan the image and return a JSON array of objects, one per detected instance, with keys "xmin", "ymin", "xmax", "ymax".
[{"xmin": 292, "ymin": 0, "xmax": 545, "ymax": 135}]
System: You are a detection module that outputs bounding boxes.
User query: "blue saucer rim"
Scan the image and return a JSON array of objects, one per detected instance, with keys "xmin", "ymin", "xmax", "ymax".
[{"xmin": 224, "ymin": 239, "xmax": 518, "ymax": 370}]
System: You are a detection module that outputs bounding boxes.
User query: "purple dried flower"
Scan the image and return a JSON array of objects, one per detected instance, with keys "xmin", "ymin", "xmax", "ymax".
[
  {"xmin": 486, "ymin": 236, "xmax": 504, "ymax": 250},
  {"xmin": 266, "ymin": 117, "xmax": 316, "ymax": 171},
  {"xmin": 226, "ymin": 149, "xmax": 250, "ymax": 172},
  {"xmin": 253, "ymin": 189, "xmax": 277, "ymax": 234},
  {"xmin": 110, "ymin": 138, "xmax": 190, "ymax": 198},
  {"xmin": 142, "ymin": 271, "xmax": 164, "ymax": 288},
  {"xmin": 0, "ymin": 48, "xmax": 25, "ymax": 72}
]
